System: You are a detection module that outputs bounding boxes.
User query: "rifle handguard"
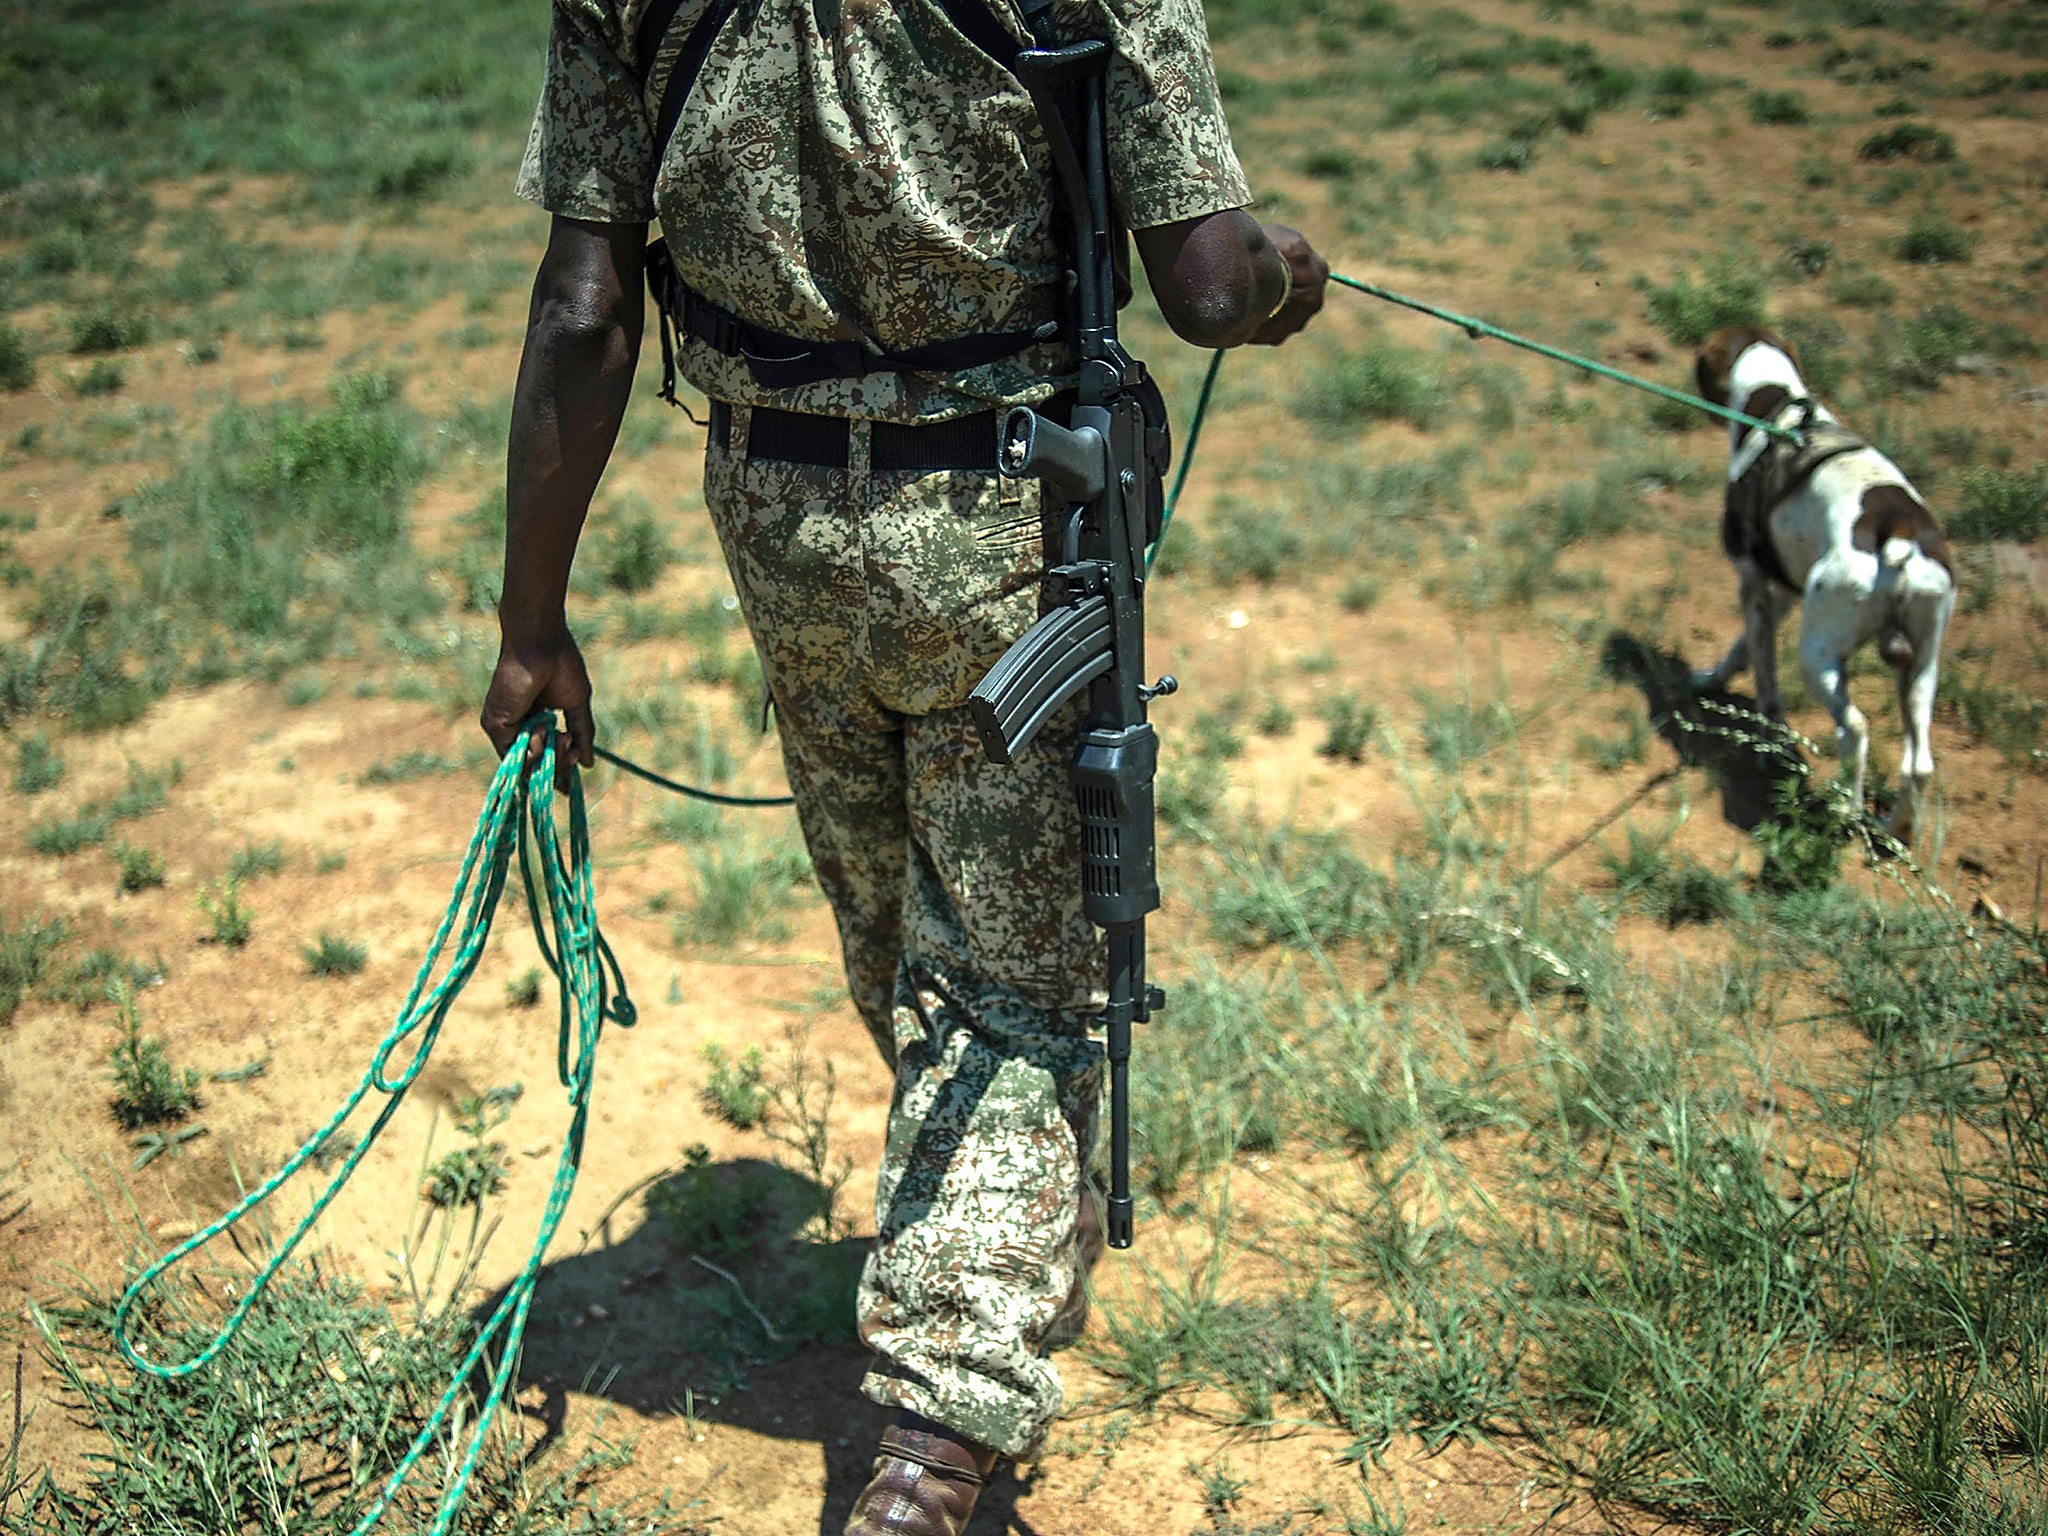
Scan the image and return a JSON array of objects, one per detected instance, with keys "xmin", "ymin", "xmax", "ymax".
[{"xmin": 967, "ymin": 595, "xmax": 1113, "ymax": 764}]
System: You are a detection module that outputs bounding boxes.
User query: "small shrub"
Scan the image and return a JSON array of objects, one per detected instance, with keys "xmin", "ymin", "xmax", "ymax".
[
  {"xmin": 1338, "ymin": 575, "xmax": 1383, "ymax": 612},
  {"xmin": 1204, "ymin": 506, "xmax": 1303, "ymax": 585},
  {"xmin": 0, "ymin": 913, "xmax": 64, "ymax": 1024},
  {"xmin": 1300, "ymin": 343, "xmax": 1444, "ymax": 431},
  {"xmin": 1780, "ymin": 235, "xmax": 1832, "ymax": 279},
  {"xmin": 1298, "ymin": 147, "xmax": 1361, "ymax": 180},
  {"xmin": 596, "ymin": 514, "xmax": 676, "ymax": 594},
  {"xmin": 1643, "ymin": 259, "xmax": 1770, "ymax": 347},
  {"xmin": 197, "ymin": 876, "xmax": 252, "ymax": 946},
  {"xmin": 1753, "ymin": 779, "xmax": 1843, "ymax": 894},
  {"xmin": 1859, "ymin": 121, "xmax": 1956, "ymax": 162},
  {"xmin": 1951, "ymin": 464, "xmax": 2048, "ymax": 543},
  {"xmin": 283, "ymin": 673, "xmax": 325, "ymax": 708},
  {"xmin": 1649, "ymin": 63, "xmax": 1711, "ymax": 116},
  {"xmin": 0, "ymin": 324, "xmax": 34, "ymax": 391},
  {"xmin": 647, "ymin": 1144, "xmax": 774, "ymax": 1258},
  {"xmin": 422, "ymin": 1142, "xmax": 509, "ymax": 1208},
  {"xmin": 45, "ymin": 948, "xmax": 163, "ymax": 1010},
  {"xmin": 72, "ymin": 359, "xmax": 126, "ymax": 396},
  {"xmin": 302, "ymin": 932, "xmax": 367, "ymax": 977},
  {"xmin": 12, "ymin": 733, "xmax": 65, "ymax": 794},
  {"xmin": 505, "ymin": 966, "xmax": 543, "ymax": 1008},
  {"xmin": 1895, "ymin": 209, "xmax": 1973, "ymax": 264},
  {"xmin": 226, "ymin": 840, "xmax": 286, "ymax": 881},
  {"xmin": 106, "ymin": 980, "xmax": 200, "ymax": 1129},
  {"xmin": 1875, "ymin": 303, "xmax": 1980, "ymax": 390},
  {"xmin": 1829, "ymin": 267, "xmax": 1895, "ymax": 309},
  {"xmin": 699, "ymin": 1041, "xmax": 770, "ymax": 1129},
  {"xmin": 1318, "ymin": 696, "xmax": 1379, "ymax": 763},
  {"xmin": 111, "ymin": 842, "xmax": 166, "ymax": 893},
  {"xmin": 1748, "ymin": 90, "xmax": 1810, "ymax": 125},
  {"xmin": 68, "ymin": 306, "xmax": 148, "ymax": 355},
  {"xmin": 1255, "ymin": 698, "xmax": 1296, "ymax": 736},
  {"xmin": 30, "ymin": 810, "xmax": 112, "ymax": 855}
]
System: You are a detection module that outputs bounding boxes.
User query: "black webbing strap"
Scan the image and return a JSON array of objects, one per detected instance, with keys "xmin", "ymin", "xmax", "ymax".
[{"xmin": 639, "ymin": 0, "xmax": 1066, "ymax": 395}]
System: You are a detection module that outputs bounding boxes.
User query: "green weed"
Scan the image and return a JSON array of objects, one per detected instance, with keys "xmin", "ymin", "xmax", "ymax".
[
  {"xmin": 504, "ymin": 966, "xmax": 542, "ymax": 1008},
  {"xmin": 0, "ymin": 323, "xmax": 33, "ymax": 391},
  {"xmin": 28, "ymin": 809, "xmax": 111, "ymax": 855},
  {"xmin": 301, "ymin": 932, "xmax": 367, "ymax": 977},
  {"xmin": 124, "ymin": 371, "xmax": 436, "ymax": 655},
  {"xmin": 111, "ymin": 842, "xmax": 166, "ymax": 893},
  {"xmin": 1896, "ymin": 209, "xmax": 1973, "ymax": 264},
  {"xmin": 226, "ymin": 840, "xmax": 286, "ymax": 881},
  {"xmin": 1860, "ymin": 120, "xmax": 1957, "ymax": 162},
  {"xmin": 197, "ymin": 876, "xmax": 252, "ymax": 947},
  {"xmin": 67, "ymin": 306, "xmax": 147, "ymax": 355},
  {"xmin": 1643, "ymin": 258, "xmax": 1770, "ymax": 347},
  {"xmin": 1300, "ymin": 343, "xmax": 1445, "ymax": 431},
  {"xmin": 675, "ymin": 842, "xmax": 809, "ymax": 947},
  {"xmin": 105, "ymin": 979, "xmax": 200, "ymax": 1128},
  {"xmin": 12, "ymin": 733, "xmax": 65, "ymax": 794},
  {"xmin": 593, "ymin": 513, "xmax": 676, "ymax": 594},
  {"xmin": 1318, "ymin": 697, "xmax": 1378, "ymax": 764},
  {"xmin": 648, "ymin": 1144, "xmax": 774, "ymax": 1259},
  {"xmin": 1748, "ymin": 90, "xmax": 1810, "ymax": 125},
  {"xmin": 698, "ymin": 1041, "xmax": 770, "ymax": 1129},
  {"xmin": 1950, "ymin": 463, "xmax": 2047, "ymax": 543},
  {"xmin": 71, "ymin": 359, "xmax": 125, "ymax": 396},
  {"xmin": 1204, "ymin": 506, "xmax": 1305, "ymax": 585},
  {"xmin": 0, "ymin": 912, "xmax": 64, "ymax": 1024},
  {"xmin": 1872, "ymin": 303, "xmax": 1979, "ymax": 390}
]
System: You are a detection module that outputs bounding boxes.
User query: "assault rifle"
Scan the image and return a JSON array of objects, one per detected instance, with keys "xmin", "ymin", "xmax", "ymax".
[{"xmin": 967, "ymin": 37, "xmax": 1175, "ymax": 1251}]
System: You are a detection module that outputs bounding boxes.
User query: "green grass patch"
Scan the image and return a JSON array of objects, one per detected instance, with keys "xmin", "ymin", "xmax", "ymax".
[
  {"xmin": 301, "ymin": 932, "xmax": 367, "ymax": 977},
  {"xmin": 1951, "ymin": 463, "xmax": 2048, "ymax": 543},
  {"xmin": 1859, "ymin": 120, "xmax": 1957, "ymax": 162},
  {"xmin": 1642, "ymin": 258, "xmax": 1770, "ymax": 347},
  {"xmin": 1299, "ymin": 342, "xmax": 1445, "ymax": 431},
  {"xmin": 1895, "ymin": 208, "xmax": 1973, "ymax": 264}
]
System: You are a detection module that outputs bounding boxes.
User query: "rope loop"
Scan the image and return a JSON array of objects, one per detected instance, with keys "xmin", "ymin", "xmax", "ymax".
[{"xmin": 111, "ymin": 712, "xmax": 634, "ymax": 1536}]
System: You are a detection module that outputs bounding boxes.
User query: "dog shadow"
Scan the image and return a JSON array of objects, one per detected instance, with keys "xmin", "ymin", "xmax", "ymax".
[
  {"xmin": 469, "ymin": 1156, "xmax": 1045, "ymax": 1535},
  {"xmin": 1600, "ymin": 632, "xmax": 1808, "ymax": 831}
]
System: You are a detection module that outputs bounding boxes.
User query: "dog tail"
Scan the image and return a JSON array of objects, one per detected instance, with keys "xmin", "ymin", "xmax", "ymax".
[{"xmin": 1881, "ymin": 536, "xmax": 1916, "ymax": 567}]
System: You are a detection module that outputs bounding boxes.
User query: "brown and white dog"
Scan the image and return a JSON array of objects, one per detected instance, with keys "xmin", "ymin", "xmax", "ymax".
[{"xmin": 1691, "ymin": 325, "xmax": 1957, "ymax": 838}]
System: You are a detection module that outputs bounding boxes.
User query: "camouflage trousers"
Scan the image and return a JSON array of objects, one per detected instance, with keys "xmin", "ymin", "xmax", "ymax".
[{"xmin": 702, "ymin": 405, "xmax": 1103, "ymax": 1458}]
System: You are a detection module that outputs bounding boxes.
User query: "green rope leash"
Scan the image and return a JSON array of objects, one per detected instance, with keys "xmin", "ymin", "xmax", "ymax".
[
  {"xmin": 1326, "ymin": 271, "xmax": 1800, "ymax": 443},
  {"xmin": 113, "ymin": 716, "xmax": 634, "ymax": 1536},
  {"xmin": 1152, "ymin": 272, "xmax": 1802, "ymax": 553},
  {"xmin": 1147, "ymin": 345, "xmax": 1224, "ymax": 571}
]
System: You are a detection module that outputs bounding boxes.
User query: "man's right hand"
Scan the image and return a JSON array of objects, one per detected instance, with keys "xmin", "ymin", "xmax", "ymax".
[
  {"xmin": 1133, "ymin": 209, "xmax": 1329, "ymax": 351},
  {"xmin": 479, "ymin": 630, "xmax": 596, "ymax": 789},
  {"xmin": 1244, "ymin": 224, "xmax": 1328, "ymax": 347}
]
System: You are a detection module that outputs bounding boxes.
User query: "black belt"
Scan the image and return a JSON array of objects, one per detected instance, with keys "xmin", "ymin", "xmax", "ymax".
[{"xmin": 709, "ymin": 402, "xmax": 1012, "ymax": 474}]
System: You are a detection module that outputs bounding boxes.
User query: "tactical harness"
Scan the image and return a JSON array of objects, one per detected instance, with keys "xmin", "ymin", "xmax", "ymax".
[
  {"xmin": 1723, "ymin": 399, "xmax": 1869, "ymax": 592},
  {"xmin": 634, "ymin": 0, "xmax": 1071, "ymax": 394}
]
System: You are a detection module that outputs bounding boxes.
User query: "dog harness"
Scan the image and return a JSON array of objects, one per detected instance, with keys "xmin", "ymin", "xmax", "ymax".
[{"xmin": 1723, "ymin": 400, "xmax": 1869, "ymax": 592}]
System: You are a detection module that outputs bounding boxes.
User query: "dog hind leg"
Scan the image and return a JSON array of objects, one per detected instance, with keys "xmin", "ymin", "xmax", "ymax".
[{"xmin": 1799, "ymin": 634, "xmax": 1869, "ymax": 811}]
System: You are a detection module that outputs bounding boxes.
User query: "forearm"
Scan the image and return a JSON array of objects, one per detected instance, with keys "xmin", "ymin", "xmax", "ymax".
[
  {"xmin": 1133, "ymin": 209, "xmax": 1285, "ymax": 348},
  {"xmin": 500, "ymin": 225, "xmax": 645, "ymax": 647}
]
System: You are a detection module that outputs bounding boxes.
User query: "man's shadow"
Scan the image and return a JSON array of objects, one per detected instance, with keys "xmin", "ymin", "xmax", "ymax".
[
  {"xmin": 472, "ymin": 1155, "xmax": 1043, "ymax": 1535},
  {"xmin": 1599, "ymin": 631, "xmax": 1808, "ymax": 831}
]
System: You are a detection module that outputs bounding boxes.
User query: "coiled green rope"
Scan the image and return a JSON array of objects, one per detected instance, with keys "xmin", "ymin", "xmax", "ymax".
[{"xmin": 113, "ymin": 716, "xmax": 634, "ymax": 1536}]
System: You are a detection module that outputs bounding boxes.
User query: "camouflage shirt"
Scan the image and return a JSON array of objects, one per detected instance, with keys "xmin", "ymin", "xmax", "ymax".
[{"xmin": 515, "ymin": 0, "xmax": 1252, "ymax": 421}]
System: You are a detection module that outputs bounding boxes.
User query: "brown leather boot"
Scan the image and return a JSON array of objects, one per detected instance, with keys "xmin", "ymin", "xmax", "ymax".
[
  {"xmin": 843, "ymin": 1412, "xmax": 998, "ymax": 1536},
  {"xmin": 1042, "ymin": 1188, "xmax": 1104, "ymax": 1352}
]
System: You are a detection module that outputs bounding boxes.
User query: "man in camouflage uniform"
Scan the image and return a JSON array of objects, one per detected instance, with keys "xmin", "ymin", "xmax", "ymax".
[{"xmin": 481, "ymin": 0, "xmax": 1326, "ymax": 1526}]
